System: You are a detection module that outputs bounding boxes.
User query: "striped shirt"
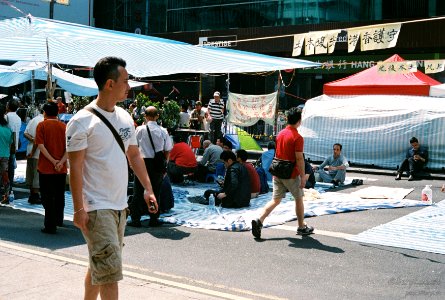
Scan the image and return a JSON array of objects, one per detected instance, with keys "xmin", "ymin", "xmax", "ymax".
[{"xmin": 208, "ymin": 99, "xmax": 225, "ymax": 120}]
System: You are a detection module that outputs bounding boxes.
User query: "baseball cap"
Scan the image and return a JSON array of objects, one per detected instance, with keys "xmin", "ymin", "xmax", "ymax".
[{"xmin": 213, "ymin": 91, "xmax": 220, "ymax": 97}]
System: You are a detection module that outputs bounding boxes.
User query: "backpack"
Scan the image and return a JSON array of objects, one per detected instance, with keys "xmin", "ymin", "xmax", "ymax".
[{"xmin": 256, "ymin": 166, "xmax": 269, "ymax": 194}]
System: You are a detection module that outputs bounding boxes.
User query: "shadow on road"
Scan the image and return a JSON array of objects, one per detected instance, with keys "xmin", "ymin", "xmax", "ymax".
[
  {"xmin": 0, "ymin": 206, "xmax": 158, "ymax": 251},
  {"xmin": 263, "ymin": 235, "xmax": 345, "ymax": 253}
]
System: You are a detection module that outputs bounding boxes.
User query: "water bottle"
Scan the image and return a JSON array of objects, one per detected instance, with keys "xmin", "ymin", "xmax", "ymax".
[
  {"xmin": 8, "ymin": 192, "xmax": 14, "ymax": 205},
  {"xmin": 421, "ymin": 185, "xmax": 432, "ymax": 205},
  {"xmin": 208, "ymin": 194, "xmax": 215, "ymax": 208}
]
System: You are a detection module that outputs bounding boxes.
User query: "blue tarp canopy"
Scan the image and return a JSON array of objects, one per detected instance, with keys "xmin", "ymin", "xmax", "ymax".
[
  {"xmin": 0, "ymin": 61, "xmax": 146, "ymax": 96},
  {"xmin": 0, "ymin": 16, "xmax": 320, "ymax": 78}
]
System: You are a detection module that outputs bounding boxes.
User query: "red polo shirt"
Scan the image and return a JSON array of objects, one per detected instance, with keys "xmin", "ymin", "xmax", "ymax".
[
  {"xmin": 275, "ymin": 125, "xmax": 304, "ymax": 178},
  {"xmin": 169, "ymin": 142, "xmax": 197, "ymax": 168}
]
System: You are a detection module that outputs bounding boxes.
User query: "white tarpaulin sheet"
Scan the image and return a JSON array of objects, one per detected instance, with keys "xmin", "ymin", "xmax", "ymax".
[
  {"xmin": 0, "ymin": 16, "xmax": 319, "ymax": 77},
  {"xmin": 227, "ymin": 91, "xmax": 277, "ymax": 126},
  {"xmin": 299, "ymin": 94, "xmax": 445, "ymax": 170},
  {"xmin": 0, "ymin": 61, "xmax": 145, "ymax": 96},
  {"xmin": 429, "ymin": 83, "xmax": 445, "ymax": 97}
]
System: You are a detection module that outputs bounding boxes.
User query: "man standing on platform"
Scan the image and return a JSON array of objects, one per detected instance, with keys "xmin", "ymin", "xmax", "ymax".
[{"xmin": 207, "ymin": 91, "xmax": 224, "ymax": 144}]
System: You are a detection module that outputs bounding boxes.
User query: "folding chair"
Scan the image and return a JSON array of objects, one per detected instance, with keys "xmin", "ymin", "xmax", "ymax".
[{"xmin": 188, "ymin": 135, "xmax": 202, "ymax": 155}]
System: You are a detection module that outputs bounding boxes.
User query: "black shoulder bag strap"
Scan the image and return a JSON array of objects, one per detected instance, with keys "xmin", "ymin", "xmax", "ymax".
[
  {"xmin": 146, "ymin": 125, "xmax": 157, "ymax": 153},
  {"xmin": 84, "ymin": 107, "xmax": 125, "ymax": 154}
]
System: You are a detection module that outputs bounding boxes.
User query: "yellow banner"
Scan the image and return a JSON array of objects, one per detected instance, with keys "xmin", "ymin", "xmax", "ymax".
[
  {"xmin": 292, "ymin": 34, "xmax": 305, "ymax": 57},
  {"xmin": 424, "ymin": 60, "xmax": 445, "ymax": 74},
  {"xmin": 377, "ymin": 61, "xmax": 417, "ymax": 74},
  {"xmin": 360, "ymin": 23, "xmax": 401, "ymax": 51}
]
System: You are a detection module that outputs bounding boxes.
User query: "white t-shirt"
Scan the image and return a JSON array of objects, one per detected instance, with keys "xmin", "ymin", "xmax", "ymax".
[
  {"xmin": 66, "ymin": 101, "xmax": 136, "ymax": 212},
  {"xmin": 136, "ymin": 121, "xmax": 172, "ymax": 158},
  {"xmin": 179, "ymin": 111, "xmax": 190, "ymax": 128},
  {"xmin": 6, "ymin": 112, "xmax": 21, "ymax": 150},
  {"xmin": 24, "ymin": 114, "xmax": 44, "ymax": 158}
]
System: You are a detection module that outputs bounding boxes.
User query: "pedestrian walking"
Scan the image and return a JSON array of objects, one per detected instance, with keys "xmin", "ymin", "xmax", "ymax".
[
  {"xmin": 66, "ymin": 56, "xmax": 157, "ymax": 300},
  {"xmin": 251, "ymin": 107, "xmax": 314, "ymax": 239}
]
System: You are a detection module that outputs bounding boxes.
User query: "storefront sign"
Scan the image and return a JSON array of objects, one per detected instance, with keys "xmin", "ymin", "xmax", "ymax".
[{"xmin": 199, "ymin": 35, "xmax": 237, "ymax": 48}]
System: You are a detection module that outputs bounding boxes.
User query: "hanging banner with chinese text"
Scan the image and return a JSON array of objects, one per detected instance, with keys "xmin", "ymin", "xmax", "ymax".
[
  {"xmin": 424, "ymin": 60, "xmax": 445, "ymax": 74},
  {"xmin": 292, "ymin": 34, "xmax": 305, "ymax": 57},
  {"xmin": 304, "ymin": 30, "xmax": 341, "ymax": 55},
  {"xmin": 227, "ymin": 91, "xmax": 277, "ymax": 126},
  {"xmin": 377, "ymin": 61, "xmax": 417, "ymax": 74},
  {"xmin": 360, "ymin": 23, "xmax": 401, "ymax": 51},
  {"xmin": 347, "ymin": 28, "xmax": 361, "ymax": 53}
]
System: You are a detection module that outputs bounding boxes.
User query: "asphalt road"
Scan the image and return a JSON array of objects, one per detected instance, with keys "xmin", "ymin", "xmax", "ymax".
[{"xmin": 1, "ymin": 171, "xmax": 444, "ymax": 299}]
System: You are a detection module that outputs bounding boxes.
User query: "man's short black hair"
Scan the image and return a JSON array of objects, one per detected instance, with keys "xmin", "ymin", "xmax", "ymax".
[
  {"xmin": 333, "ymin": 143, "xmax": 342, "ymax": 151},
  {"xmin": 223, "ymin": 139, "xmax": 233, "ymax": 150},
  {"xmin": 220, "ymin": 150, "xmax": 236, "ymax": 162},
  {"xmin": 43, "ymin": 102, "xmax": 59, "ymax": 117},
  {"xmin": 7, "ymin": 100, "xmax": 18, "ymax": 112},
  {"xmin": 236, "ymin": 149, "xmax": 248, "ymax": 162},
  {"xmin": 267, "ymin": 141, "xmax": 275, "ymax": 150},
  {"xmin": 93, "ymin": 56, "xmax": 127, "ymax": 91},
  {"xmin": 287, "ymin": 107, "xmax": 302, "ymax": 125},
  {"xmin": 173, "ymin": 135, "xmax": 183, "ymax": 143},
  {"xmin": 410, "ymin": 137, "xmax": 419, "ymax": 144}
]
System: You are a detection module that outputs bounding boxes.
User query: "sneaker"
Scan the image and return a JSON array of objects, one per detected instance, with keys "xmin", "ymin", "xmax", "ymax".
[
  {"xmin": 251, "ymin": 218, "xmax": 263, "ymax": 239},
  {"xmin": 297, "ymin": 225, "xmax": 314, "ymax": 236},
  {"xmin": 395, "ymin": 173, "xmax": 401, "ymax": 180},
  {"xmin": 408, "ymin": 175, "xmax": 414, "ymax": 181},
  {"xmin": 331, "ymin": 180, "xmax": 339, "ymax": 187}
]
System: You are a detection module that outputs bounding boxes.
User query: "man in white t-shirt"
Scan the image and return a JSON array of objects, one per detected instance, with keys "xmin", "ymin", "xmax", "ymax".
[
  {"xmin": 66, "ymin": 57, "xmax": 157, "ymax": 300},
  {"xmin": 24, "ymin": 107, "xmax": 44, "ymax": 204},
  {"xmin": 5, "ymin": 99, "xmax": 21, "ymax": 196}
]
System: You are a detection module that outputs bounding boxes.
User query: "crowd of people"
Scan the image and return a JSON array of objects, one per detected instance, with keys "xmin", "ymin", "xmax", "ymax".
[{"xmin": 1, "ymin": 55, "xmax": 441, "ymax": 300}]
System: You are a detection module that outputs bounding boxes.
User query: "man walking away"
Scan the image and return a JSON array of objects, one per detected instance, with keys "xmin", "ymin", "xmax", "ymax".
[
  {"xmin": 251, "ymin": 107, "xmax": 314, "ymax": 239},
  {"xmin": 128, "ymin": 106, "xmax": 172, "ymax": 227}
]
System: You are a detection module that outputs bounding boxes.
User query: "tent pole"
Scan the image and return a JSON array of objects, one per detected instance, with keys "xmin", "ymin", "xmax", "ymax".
[
  {"xmin": 225, "ymin": 73, "xmax": 230, "ymax": 136},
  {"xmin": 274, "ymin": 71, "xmax": 281, "ymax": 136},
  {"xmin": 31, "ymin": 70, "xmax": 35, "ymax": 105},
  {"xmin": 199, "ymin": 73, "xmax": 202, "ymax": 101}
]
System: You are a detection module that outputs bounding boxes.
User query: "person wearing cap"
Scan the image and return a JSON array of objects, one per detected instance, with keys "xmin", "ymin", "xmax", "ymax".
[{"xmin": 207, "ymin": 91, "xmax": 225, "ymax": 144}]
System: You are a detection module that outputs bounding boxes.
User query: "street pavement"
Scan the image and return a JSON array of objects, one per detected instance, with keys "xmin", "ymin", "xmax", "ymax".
[{"xmin": 1, "ymin": 169, "xmax": 444, "ymax": 299}]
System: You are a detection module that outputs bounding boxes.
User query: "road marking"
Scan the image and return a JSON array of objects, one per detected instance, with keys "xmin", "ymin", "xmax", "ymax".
[
  {"xmin": 0, "ymin": 240, "xmax": 285, "ymax": 300},
  {"xmin": 274, "ymin": 225, "xmax": 355, "ymax": 239}
]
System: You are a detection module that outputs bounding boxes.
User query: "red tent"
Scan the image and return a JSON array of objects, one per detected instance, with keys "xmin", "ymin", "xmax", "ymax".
[{"xmin": 323, "ymin": 54, "xmax": 441, "ymax": 96}]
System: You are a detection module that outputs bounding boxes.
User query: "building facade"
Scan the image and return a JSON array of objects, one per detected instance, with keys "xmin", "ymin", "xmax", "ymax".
[{"xmin": 93, "ymin": 0, "xmax": 445, "ymax": 107}]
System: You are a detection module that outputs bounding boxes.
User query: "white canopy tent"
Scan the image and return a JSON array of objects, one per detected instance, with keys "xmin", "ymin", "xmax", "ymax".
[
  {"xmin": 429, "ymin": 83, "xmax": 445, "ymax": 97},
  {"xmin": 0, "ymin": 16, "xmax": 319, "ymax": 78},
  {"xmin": 300, "ymin": 94, "xmax": 445, "ymax": 171},
  {"xmin": 0, "ymin": 61, "xmax": 145, "ymax": 96}
]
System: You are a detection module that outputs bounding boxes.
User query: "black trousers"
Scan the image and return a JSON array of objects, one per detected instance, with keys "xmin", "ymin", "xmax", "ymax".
[
  {"xmin": 209, "ymin": 119, "xmax": 223, "ymax": 145},
  {"xmin": 39, "ymin": 173, "xmax": 66, "ymax": 230},
  {"xmin": 129, "ymin": 158, "xmax": 163, "ymax": 222},
  {"xmin": 398, "ymin": 157, "xmax": 424, "ymax": 176}
]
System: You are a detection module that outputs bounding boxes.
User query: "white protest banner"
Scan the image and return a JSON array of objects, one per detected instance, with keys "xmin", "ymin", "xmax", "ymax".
[
  {"xmin": 360, "ymin": 23, "xmax": 401, "ymax": 51},
  {"xmin": 377, "ymin": 61, "xmax": 417, "ymax": 75},
  {"xmin": 424, "ymin": 60, "xmax": 445, "ymax": 74},
  {"xmin": 304, "ymin": 30, "xmax": 341, "ymax": 55},
  {"xmin": 292, "ymin": 34, "xmax": 305, "ymax": 57},
  {"xmin": 227, "ymin": 91, "xmax": 277, "ymax": 126}
]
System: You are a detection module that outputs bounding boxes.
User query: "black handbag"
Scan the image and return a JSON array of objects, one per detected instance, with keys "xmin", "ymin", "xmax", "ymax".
[
  {"xmin": 269, "ymin": 158, "xmax": 295, "ymax": 179},
  {"xmin": 146, "ymin": 125, "xmax": 167, "ymax": 173}
]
